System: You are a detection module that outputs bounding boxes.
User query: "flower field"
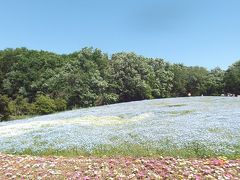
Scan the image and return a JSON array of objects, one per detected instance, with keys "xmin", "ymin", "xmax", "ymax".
[
  {"xmin": 0, "ymin": 96, "xmax": 240, "ymax": 178},
  {"xmin": 0, "ymin": 96, "xmax": 240, "ymax": 157},
  {"xmin": 0, "ymin": 153, "xmax": 240, "ymax": 179}
]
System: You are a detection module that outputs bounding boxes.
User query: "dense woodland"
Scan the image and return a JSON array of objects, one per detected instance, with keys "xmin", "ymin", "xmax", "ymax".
[{"xmin": 0, "ymin": 47, "xmax": 239, "ymax": 121}]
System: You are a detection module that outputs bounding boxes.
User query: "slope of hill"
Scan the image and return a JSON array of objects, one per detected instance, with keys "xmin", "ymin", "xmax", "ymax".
[{"xmin": 0, "ymin": 96, "xmax": 239, "ymax": 158}]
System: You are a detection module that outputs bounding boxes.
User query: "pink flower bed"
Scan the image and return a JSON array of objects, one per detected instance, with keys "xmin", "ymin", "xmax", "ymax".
[{"xmin": 0, "ymin": 153, "xmax": 239, "ymax": 179}]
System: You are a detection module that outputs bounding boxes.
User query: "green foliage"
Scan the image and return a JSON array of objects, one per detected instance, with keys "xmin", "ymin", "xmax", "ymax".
[
  {"xmin": 110, "ymin": 53, "xmax": 155, "ymax": 101},
  {"xmin": 95, "ymin": 93, "xmax": 119, "ymax": 105},
  {"xmin": 206, "ymin": 68, "xmax": 225, "ymax": 95},
  {"xmin": 9, "ymin": 96, "xmax": 31, "ymax": 116},
  {"xmin": 0, "ymin": 95, "xmax": 11, "ymax": 120},
  {"xmin": 54, "ymin": 98, "xmax": 67, "ymax": 112},
  {"xmin": 10, "ymin": 141, "xmax": 240, "ymax": 159},
  {"xmin": 224, "ymin": 60, "xmax": 240, "ymax": 95},
  {"xmin": 0, "ymin": 47, "xmax": 238, "ymax": 119},
  {"xmin": 185, "ymin": 66, "xmax": 209, "ymax": 96},
  {"xmin": 148, "ymin": 59, "xmax": 174, "ymax": 98},
  {"xmin": 171, "ymin": 64, "xmax": 223, "ymax": 96},
  {"xmin": 33, "ymin": 95, "xmax": 57, "ymax": 115},
  {"xmin": 171, "ymin": 64, "xmax": 188, "ymax": 96}
]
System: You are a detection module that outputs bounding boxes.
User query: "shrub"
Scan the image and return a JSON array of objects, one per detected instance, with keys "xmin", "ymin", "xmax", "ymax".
[
  {"xmin": 9, "ymin": 96, "xmax": 31, "ymax": 116},
  {"xmin": 54, "ymin": 98, "xmax": 67, "ymax": 111},
  {"xmin": 33, "ymin": 95, "xmax": 56, "ymax": 115},
  {"xmin": 95, "ymin": 93, "xmax": 119, "ymax": 105}
]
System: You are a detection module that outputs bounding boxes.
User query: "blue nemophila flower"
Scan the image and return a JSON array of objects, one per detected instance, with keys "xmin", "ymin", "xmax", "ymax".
[{"xmin": 0, "ymin": 97, "xmax": 239, "ymax": 154}]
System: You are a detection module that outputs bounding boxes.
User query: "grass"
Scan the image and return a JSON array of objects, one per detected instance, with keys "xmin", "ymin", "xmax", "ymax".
[
  {"xmin": 3, "ymin": 115, "xmax": 36, "ymax": 122},
  {"xmin": 167, "ymin": 104, "xmax": 187, "ymax": 107},
  {"xmin": 152, "ymin": 103, "xmax": 187, "ymax": 107},
  {"xmin": 208, "ymin": 127, "xmax": 223, "ymax": 133},
  {"xmin": 7, "ymin": 142, "xmax": 240, "ymax": 159},
  {"xmin": 168, "ymin": 110, "xmax": 194, "ymax": 116},
  {"xmin": 207, "ymin": 128, "xmax": 234, "ymax": 140}
]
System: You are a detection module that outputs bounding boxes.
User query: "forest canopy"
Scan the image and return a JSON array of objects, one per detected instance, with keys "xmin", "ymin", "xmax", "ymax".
[{"xmin": 0, "ymin": 47, "xmax": 239, "ymax": 121}]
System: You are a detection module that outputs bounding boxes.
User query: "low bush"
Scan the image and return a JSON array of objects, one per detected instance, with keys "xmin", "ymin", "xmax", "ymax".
[{"xmin": 33, "ymin": 95, "xmax": 57, "ymax": 115}]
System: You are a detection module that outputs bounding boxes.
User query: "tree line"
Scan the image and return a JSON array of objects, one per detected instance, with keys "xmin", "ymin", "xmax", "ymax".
[{"xmin": 0, "ymin": 47, "xmax": 239, "ymax": 121}]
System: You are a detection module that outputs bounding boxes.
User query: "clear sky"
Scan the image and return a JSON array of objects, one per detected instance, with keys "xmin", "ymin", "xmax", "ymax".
[{"xmin": 0, "ymin": 0, "xmax": 240, "ymax": 69}]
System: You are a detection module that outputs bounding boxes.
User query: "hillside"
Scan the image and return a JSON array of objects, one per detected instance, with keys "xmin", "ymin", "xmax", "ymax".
[
  {"xmin": 1, "ymin": 96, "xmax": 239, "ymax": 158},
  {"xmin": 0, "ymin": 96, "xmax": 240, "ymax": 178}
]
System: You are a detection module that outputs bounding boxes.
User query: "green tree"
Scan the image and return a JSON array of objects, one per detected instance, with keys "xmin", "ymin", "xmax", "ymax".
[
  {"xmin": 224, "ymin": 60, "xmax": 240, "ymax": 95},
  {"xmin": 148, "ymin": 59, "xmax": 174, "ymax": 98},
  {"xmin": 170, "ymin": 64, "xmax": 188, "ymax": 97},
  {"xmin": 185, "ymin": 66, "xmax": 209, "ymax": 96},
  {"xmin": 206, "ymin": 68, "xmax": 225, "ymax": 95},
  {"xmin": 0, "ymin": 95, "xmax": 11, "ymax": 121},
  {"xmin": 0, "ymin": 47, "xmax": 236, "ymax": 119},
  {"xmin": 110, "ymin": 52, "xmax": 154, "ymax": 101}
]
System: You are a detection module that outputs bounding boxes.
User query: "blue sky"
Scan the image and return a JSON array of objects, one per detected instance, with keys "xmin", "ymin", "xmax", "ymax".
[{"xmin": 0, "ymin": 0, "xmax": 240, "ymax": 69}]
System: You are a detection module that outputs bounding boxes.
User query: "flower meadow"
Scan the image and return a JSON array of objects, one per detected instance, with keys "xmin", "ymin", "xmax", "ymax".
[
  {"xmin": 0, "ymin": 96, "xmax": 240, "ymax": 179},
  {"xmin": 0, "ymin": 96, "xmax": 240, "ymax": 158},
  {"xmin": 0, "ymin": 153, "xmax": 240, "ymax": 179}
]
